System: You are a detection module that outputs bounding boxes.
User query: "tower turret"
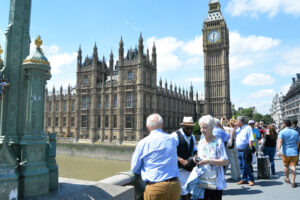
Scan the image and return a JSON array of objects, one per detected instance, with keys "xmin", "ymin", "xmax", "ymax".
[
  {"xmin": 138, "ymin": 32, "xmax": 144, "ymax": 60},
  {"xmin": 92, "ymin": 42, "xmax": 98, "ymax": 66},
  {"xmin": 190, "ymin": 83, "xmax": 194, "ymax": 100},
  {"xmin": 151, "ymin": 42, "xmax": 157, "ymax": 67},
  {"xmin": 159, "ymin": 78, "xmax": 162, "ymax": 89},
  {"xmin": 119, "ymin": 36, "xmax": 124, "ymax": 64},
  {"xmin": 102, "ymin": 56, "xmax": 106, "ymax": 69},
  {"xmin": 109, "ymin": 50, "xmax": 114, "ymax": 70},
  {"xmin": 146, "ymin": 48, "xmax": 149, "ymax": 62},
  {"xmin": 77, "ymin": 45, "xmax": 82, "ymax": 71},
  {"xmin": 60, "ymin": 85, "xmax": 63, "ymax": 95}
]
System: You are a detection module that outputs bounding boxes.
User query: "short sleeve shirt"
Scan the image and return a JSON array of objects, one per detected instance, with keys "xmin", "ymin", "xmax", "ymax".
[{"xmin": 279, "ymin": 127, "xmax": 299, "ymax": 156}]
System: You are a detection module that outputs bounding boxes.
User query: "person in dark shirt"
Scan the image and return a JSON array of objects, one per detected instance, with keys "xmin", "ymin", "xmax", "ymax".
[
  {"xmin": 171, "ymin": 117, "xmax": 198, "ymax": 200},
  {"xmin": 263, "ymin": 124, "xmax": 278, "ymax": 175}
]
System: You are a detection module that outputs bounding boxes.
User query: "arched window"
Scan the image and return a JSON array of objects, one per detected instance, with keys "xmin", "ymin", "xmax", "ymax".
[{"xmin": 127, "ymin": 70, "xmax": 133, "ymax": 81}]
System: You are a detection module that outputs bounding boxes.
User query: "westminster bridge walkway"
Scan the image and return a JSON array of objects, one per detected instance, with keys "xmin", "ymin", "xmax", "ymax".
[{"xmin": 28, "ymin": 155, "xmax": 300, "ymax": 200}]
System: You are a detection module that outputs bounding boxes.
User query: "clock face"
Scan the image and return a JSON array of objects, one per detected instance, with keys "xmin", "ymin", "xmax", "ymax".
[{"xmin": 208, "ymin": 30, "xmax": 220, "ymax": 43}]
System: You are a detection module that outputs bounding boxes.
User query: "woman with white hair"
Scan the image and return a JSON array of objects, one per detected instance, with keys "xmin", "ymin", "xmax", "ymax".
[{"xmin": 194, "ymin": 115, "xmax": 228, "ymax": 200}]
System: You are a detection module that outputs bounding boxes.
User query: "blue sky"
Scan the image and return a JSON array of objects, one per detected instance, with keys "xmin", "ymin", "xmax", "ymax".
[{"xmin": 0, "ymin": 0, "xmax": 300, "ymax": 114}]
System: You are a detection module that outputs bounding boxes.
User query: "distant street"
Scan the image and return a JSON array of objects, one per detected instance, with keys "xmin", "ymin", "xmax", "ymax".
[{"xmin": 223, "ymin": 156, "xmax": 300, "ymax": 200}]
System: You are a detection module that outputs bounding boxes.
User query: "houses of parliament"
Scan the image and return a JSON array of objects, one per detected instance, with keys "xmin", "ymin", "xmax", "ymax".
[{"xmin": 44, "ymin": 0, "xmax": 231, "ymax": 143}]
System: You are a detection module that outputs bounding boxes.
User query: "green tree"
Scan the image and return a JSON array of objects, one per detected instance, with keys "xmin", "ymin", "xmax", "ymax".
[
  {"xmin": 253, "ymin": 113, "xmax": 263, "ymax": 123},
  {"xmin": 193, "ymin": 122, "xmax": 201, "ymax": 136},
  {"xmin": 262, "ymin": 114, "xmax": 274, "ymax": 124}
]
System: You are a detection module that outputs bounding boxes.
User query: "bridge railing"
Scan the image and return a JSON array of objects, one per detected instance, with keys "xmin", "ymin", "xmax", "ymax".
[{"xmin": 99, "ymin": 171, "xmax": 145, "ymax": 200}]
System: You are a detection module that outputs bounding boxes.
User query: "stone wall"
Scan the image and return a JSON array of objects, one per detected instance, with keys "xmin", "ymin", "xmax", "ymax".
[{"xmin": 57, "ymin": 143, "xmax": 135, "ymax": 161}]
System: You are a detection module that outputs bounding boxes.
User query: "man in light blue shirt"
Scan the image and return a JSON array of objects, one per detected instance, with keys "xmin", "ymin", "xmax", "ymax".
[
  {"xmin": 235, "ymin": 116, "xmax": 255, "ymax": 186},
  {"xmin": 213, "ymin": 118, "xmax": 229, "ymax": 144},
  {"xmin": 277, "ymin": 119, "xmax": 300, "ymax": 188},
  {"xmin": 131, "ymin": 113, "xmax": 180, "ymax": 200}
]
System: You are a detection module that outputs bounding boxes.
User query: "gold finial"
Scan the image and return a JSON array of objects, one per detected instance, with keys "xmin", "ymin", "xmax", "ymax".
[
  {"xmin": 35, "ymin": 35, "xmax": 43, "ymax": 48},
  {"xmin": 0, "ymin": 45, "xmax": 3, "ymax": 55}
]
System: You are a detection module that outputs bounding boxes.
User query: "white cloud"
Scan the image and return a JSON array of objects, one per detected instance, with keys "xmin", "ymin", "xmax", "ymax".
[
  {"xmin": 229, "ymin": 55, "xmax": 253, "ymax": 70},
  {"xmin": 185, "ymin": 57, "xmax": 201, "ymax": 65},
  {"xmin": 228, "ymin": 32, "xmax": 280, "ymax": 71},
  {"xmin": 275, "ymin": 47, "xmax": 300, "ymax": 76},
  {"xmin": 184, "ymin": 77, "xmax": 204, "ymax": 83},
  {"xmin": 248, "ymin": 89, "xmax": 275, "ymax": 99},
  {"xmin": 242, "ymin": 73, "xmax": 275, "ymax": 86},
  {"xmin": 181, "ymin": 35, "xmax": 203, "ymax": 56},
  {"xmin": 230, "ymin": 32, "xmax": 280, "ymax": 54},
  {"xmin": 226, "ymin": 0, "xmax": 300, "ymax": 17},
  {"xmin": 146, "ymin": 36, "xmax": 183, "ymax": 72},
  {"xmin": 48, "ymin": 52, "xmax": 77, "ymax": 75}
]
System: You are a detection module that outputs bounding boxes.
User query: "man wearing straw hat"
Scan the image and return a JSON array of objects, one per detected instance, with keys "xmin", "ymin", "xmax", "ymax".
[{"xmin": 171, "ymin": 116, "xmax": 198, "ymax": 200}]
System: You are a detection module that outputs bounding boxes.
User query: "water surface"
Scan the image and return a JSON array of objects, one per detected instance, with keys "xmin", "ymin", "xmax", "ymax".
[{"xmin": 57, "ymin": 155, "xmax": 131, "ymax": 181}]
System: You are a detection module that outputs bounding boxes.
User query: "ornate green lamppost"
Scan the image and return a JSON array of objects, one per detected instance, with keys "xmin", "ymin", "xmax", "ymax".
[{"xmin": 20, "ymin": 35, "xmax": 51, "ymax": 197}]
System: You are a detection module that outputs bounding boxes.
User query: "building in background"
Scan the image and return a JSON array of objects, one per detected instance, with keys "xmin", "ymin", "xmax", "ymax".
[
  {"xmin": 44, "ymin": 0, "xmax": 231, "ymax": 143},
  {"xmin": 281, "ymin": 74, "xmax": 300, "ymax": 122},
  {"xmin": 270, "ymin": 93, "xmax": 284, "ymax": 125}
]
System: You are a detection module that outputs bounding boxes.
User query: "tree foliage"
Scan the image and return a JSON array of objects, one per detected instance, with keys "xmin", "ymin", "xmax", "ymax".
[
  {"xmin": 193, "ymin": 122, "xmax": 202, "ymax": 136},
  {"xmin": 232, "ymin": 107, "xmax": 274, "ymax": 124}
]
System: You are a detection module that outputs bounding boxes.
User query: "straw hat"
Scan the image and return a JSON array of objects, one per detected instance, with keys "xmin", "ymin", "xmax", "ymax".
[{"xmin": 180, "ymin": 116, "xmax": 195, "ymax": 126}]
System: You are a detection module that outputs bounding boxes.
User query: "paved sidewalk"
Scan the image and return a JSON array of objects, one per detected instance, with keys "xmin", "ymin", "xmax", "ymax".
[{"xmin": 223, "ymin": 156, "xmax": 300, "ymax": 200}]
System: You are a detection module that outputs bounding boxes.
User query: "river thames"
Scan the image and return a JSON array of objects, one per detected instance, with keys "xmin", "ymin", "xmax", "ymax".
[{"xmin": 57, "ymin": 155, "xmax": 131, "ymax": 181}]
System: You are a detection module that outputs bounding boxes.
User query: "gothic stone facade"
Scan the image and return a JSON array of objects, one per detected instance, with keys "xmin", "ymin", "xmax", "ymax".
[
  {"xmin": 43, "ymin": 0, "xmax": 231, "ymax": 143},
  {"xmin": 44, "ymin": 35, "xmax": 205, "ymax": 143}
]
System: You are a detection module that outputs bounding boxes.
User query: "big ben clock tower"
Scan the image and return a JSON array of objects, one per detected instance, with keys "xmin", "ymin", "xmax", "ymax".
[{"xmin": 203, "ymin": 0, "xmax": 231, "ymax": 119}]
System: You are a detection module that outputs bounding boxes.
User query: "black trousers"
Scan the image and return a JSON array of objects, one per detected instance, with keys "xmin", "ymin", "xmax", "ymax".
[{"xmin": 198, "ymin": 189, "xmax": 223, "ymax": 200}]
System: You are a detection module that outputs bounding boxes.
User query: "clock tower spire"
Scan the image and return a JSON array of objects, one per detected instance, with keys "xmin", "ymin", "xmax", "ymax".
[{"xmin": 203, "ymin": 0, "xmax": 231, "ymax": 119}]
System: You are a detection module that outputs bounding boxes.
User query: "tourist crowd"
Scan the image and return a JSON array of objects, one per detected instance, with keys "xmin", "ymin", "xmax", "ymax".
[{"xmin": 131, "ymin": 114, "xmax": 300, "ymax": 200}]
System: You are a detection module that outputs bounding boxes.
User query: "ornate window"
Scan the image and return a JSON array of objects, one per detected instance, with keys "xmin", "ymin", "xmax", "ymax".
[
  {"xmin": 82, "ymin": 95, "xmax": 90, "ymax": 109},
  {"xmin": 81, "ymin": 115, "xmax": 88, "ymax": 127},
  {"xmin": 97, "ymin": 96, "xmax": 101, "ymax": 109},
  {"xmin": 113, "ymin": 115, "xmax": 117, "ymax": 128},
  {"xmin": 97, "ymin": 116, "xmax": 101, "ymax": 128},
  {"xmin": 126, "ymin": 93, "xmax": 135, "ymax": 108},
  {"xmin": 49, "ymin": 102, "xmax": 52, "ymax": 112},
  {"xmin": 127, "ymin": 70, "xmax": 133, "ymax": 81},
  {"xmin": 113, "ymin": 95, "xmax": 117, "ymax": 108},
  {"xmin": 63, "ymin": 117, "xmax": 66, "ymax": 127},
  {"xmin": 83, "ymin": 76, "xmax": 89, "ymax": 87},
  {"xmin": 55, "ymin": 102, "xmax": 59, "ymax": 111},
  {"xmin": 48, "ymin": 118, "xmax": 51, "ymax": 126},
  {"xmin": 125, "ymin": 114, "xmax": 133, "ymax": 128},
  {"xmin": 71, "ymin": 101, "xmax": 75, "ymax": 111},
  {"xmin": 55, "ymin": 117, "xmax": 59, "ymax": 126},
  {"xmin": 71, "ymin": 117, "xmax": 75, "ymax": 127},
  {"xmin": 105, "ymin": 115, "xmax": 109, "ymax": 128},
  {"xmin": 105, "ymin": 95, "xmax": 109, "ymax": 109},
  {"xmin": 63, "ymin": 101, "xmax": 67, "ymax": 112}
]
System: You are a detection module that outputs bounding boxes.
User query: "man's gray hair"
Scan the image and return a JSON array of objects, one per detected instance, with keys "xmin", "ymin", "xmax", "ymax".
[
  {"xmin": 146, "ymin": 113, "xmax": 163, "ymax": 129},
  {"xmin": 199, "ymin": 115, "xmax": 215, "ymax": 129},
  {"xmin": 237, "ymin": 116, "xmax": 246, "ymax": 124},
  {"xmin": 214, "ymin": 118, "xmax": 221, "ymax": 126}
]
